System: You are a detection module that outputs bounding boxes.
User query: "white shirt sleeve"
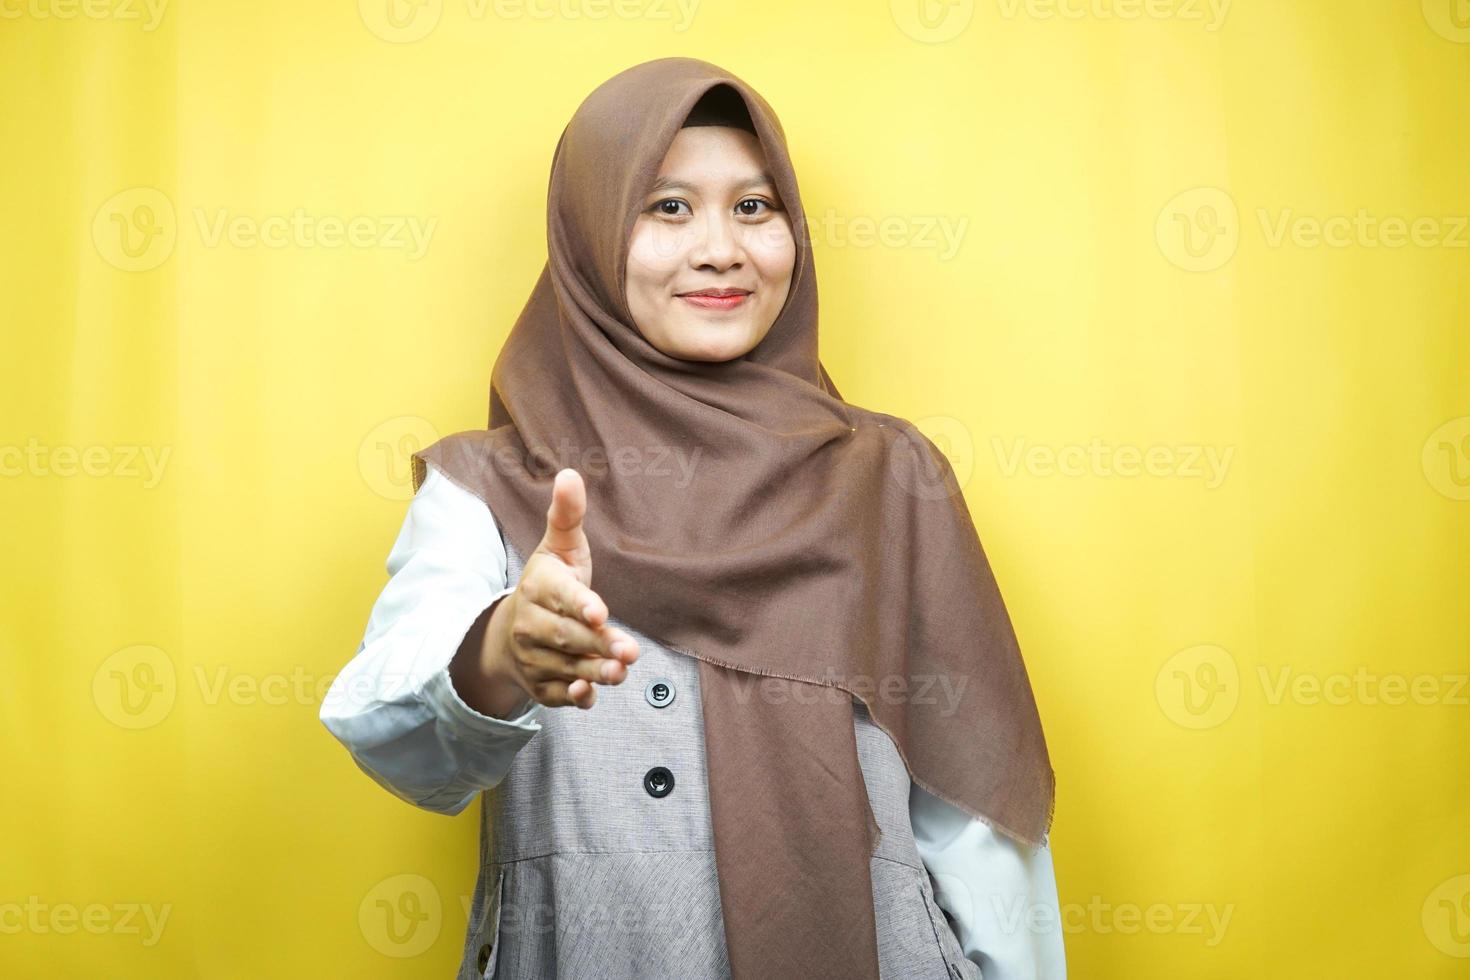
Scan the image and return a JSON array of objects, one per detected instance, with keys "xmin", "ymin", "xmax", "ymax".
[
  {"xmin": 910, "ymin": 784, "xmax": 1067, "ymax": 979},
  {"xmin": 324, "ymin": 458, "xmax": 1067, "ymax": 977},
  {"xmin": 319, "ymin": 461, "xmax": 546, "ymax": 816}
]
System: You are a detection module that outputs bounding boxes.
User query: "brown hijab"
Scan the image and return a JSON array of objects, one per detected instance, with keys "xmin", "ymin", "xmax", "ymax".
[{"xmin": 411, "ymin": 56, "xmax": 1055, "ymax": 978}]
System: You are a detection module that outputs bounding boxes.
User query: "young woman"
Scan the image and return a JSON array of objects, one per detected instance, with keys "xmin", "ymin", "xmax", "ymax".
[{"xmin": 322, "ymin": 58, "xmax": 1065, "ymax": 979}]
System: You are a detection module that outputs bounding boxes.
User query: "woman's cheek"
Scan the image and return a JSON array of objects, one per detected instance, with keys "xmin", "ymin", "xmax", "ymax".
[
  {"xmin": 631, "ymin": 224, "xmax": 688, "ymax": 271},
  {"xmin": 749, "ymin": 225, "xmax": 795, "ymax": 277}
]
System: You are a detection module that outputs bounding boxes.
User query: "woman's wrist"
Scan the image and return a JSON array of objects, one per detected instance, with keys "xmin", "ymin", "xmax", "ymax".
[{"xmin": 449, "ymin": 593, "xmax": 534, "ymax": 720}]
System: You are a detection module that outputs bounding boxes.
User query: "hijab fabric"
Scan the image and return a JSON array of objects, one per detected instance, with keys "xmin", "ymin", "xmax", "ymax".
[{"xmin": 411, "ymin": 56, "xmax": 1055, "ymax": 979}]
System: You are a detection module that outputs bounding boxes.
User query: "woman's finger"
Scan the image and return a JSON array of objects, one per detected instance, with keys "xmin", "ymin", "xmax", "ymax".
[
  {"xmin": 524, "ymin": 556, "xmax": 608, "ymax": 626},
  {"xmin": 512, "ymin": 599, "xmax": 615, "ymax": 658},
  {"xmin": 601, "ymin": 625, "xmax": 641, "ymax": 663},
  {"xmin": 535, "ymin": 677, "xmax": 597, "ymax": 710},
  {"xmin": 517, "ymin": 643, "xmax": 628, "ymax": 687}
]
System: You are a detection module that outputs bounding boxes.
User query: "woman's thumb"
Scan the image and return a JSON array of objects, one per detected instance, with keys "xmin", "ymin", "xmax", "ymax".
[{"xmin": 539, "ymin": 468, "xmax": 590, "ymax": 566}]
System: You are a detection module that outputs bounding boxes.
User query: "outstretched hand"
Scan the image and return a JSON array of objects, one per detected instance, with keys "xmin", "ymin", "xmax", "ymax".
[{"xmin": 484, "ymin": 469, "xmax": 641, "ymax": 709}]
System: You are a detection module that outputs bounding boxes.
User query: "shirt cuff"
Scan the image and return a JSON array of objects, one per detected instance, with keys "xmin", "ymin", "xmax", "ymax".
[{"xmin": 425, "ymin": 665, "xmax": 545, "ymax": 735}]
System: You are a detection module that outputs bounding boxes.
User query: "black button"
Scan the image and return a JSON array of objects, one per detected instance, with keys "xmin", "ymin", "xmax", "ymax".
[
  {"xmin": 477, "ymin": 940, "xmax": 492, "ymax": 972},
  {"xmin": 645, "ymin": 677, "xmax": 676, "ymax": 708},
  {"xmin": 643, "ymin": 766, "xmax": 675, "ymax": 798}
]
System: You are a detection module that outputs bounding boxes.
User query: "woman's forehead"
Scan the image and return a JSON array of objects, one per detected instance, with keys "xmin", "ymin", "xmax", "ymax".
[{"xmin": 648, "ymin": 128, "xmax": 774, "ymax": 190}]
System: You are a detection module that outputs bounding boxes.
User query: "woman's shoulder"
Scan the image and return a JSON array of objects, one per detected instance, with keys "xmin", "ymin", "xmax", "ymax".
[
  {"xmin": 409, "ymin": 427, "xmax": 500, "ymax": 496},
  {"xmin": 410, "ymin": 457, "xmax": 504, "ymax": 541}
]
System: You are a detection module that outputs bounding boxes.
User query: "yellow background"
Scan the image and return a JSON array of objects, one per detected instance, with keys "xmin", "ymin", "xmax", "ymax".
[{"xmin": 3, "ymin": 0, "xmax": 1468, "ymax": 976}]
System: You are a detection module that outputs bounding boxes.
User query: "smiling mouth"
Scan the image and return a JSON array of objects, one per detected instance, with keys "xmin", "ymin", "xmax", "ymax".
[{"xmin": 678, "ymin": 290, "xmax": 751, "ymax": 311}]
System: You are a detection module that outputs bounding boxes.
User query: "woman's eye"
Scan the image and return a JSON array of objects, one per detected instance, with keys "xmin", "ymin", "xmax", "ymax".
[
  {"xmin": 736, "ymin": 198, "xmax": 775, "ymax": 216},
  {"xmin": 653, "ymin": 199, "xmax": 691, "ymax": 216}
]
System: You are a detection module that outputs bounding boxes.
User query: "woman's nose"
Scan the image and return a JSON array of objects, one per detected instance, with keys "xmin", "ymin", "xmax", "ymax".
[{"xmin": 689, "ymin": 213, "xmax": 741, "ymax": 271}]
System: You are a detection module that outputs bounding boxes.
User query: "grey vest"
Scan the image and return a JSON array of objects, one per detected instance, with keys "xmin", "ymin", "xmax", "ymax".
[{"xmin": 456, "ymin": 534, "xmax": 983, "ymax": 980}]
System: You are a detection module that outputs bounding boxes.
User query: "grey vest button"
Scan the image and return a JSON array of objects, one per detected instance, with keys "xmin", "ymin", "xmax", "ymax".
[
  {"xmin": 643, "ymin": 766, "xmax": 675, "ymax": 798},
  {"xmin": 645, "ymin": 677, "xmax": 676, "ymax": 708},
  {"xmin": 477, "ymin": 940, "xmax": 492, "ymax": 972}
]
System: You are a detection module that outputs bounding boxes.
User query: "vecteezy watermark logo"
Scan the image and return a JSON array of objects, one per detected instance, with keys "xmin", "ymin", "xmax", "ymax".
[
  {"xmin": 887, "ymin": 415, "xmax": 975, "ymax": 501},
  {"xmin": 358, "ymin": 419, "xmax": 707, "ymax": 500},
  {"xmin": 917, "ymin": 415, "xmax": 976, "ymax": 488},
  {"xmin": 890, "ymin": 0, "xmax": 975, "ymax": 43},
  {"xmin": 994, "ymin": 0, "xmax": 1230, "ymax": 30},
  {"xmin": 807, "ymin": 208, "xmax": 970, "ymax": 260},
  {"xmin": 0, "ymin": 0, "xmax": 169, "ymax": 29},
  {"xmin": 1155, "ymin": 644, "xmax": 1239, "ymax": 730},
  {"xmin": 1156, "ymin": 648, "xmax": 1468, "ymax": 729},
  {"xmin": 1159, "ymin": 186, "xmax": 1470, "ymax": 271},
  {"xmin": 191, "ymin": 207, "xmax": 436, "ymax": 257},
  {"xmin": 93, "ymin": 188, "xmax": 438, "ymax": 270},
  {"xmin": 992, "ymin": 437, "xmax": 1234, "ymax": 488},
  {"xmin": 358, "ymin": 0, "xmax": 444, "ymax": 42},
  {"xmin": 360, "ymin": 415, "xmax": 441, "ymax": 501},
  {"xmin": 1255, "ymin": 209, "xmax": 1470, "ymax": 250},
  {"xmin": 926, "ymin": 875, "xmax": 1234, "ymax": 947},
  {"xmin": 0, "ymin": 438, "xmax": 172, "ymax": 488},
  {"xmin": 634, "ymin": 209, "xmax": 969, "ymax": 263},
  {"xmin": 1255, "ymin": 666, "xmax": 1468, "ymax": 707},
  {"xmin": 1422, "ymin": 416, "xmax": 1470, "ymax": 501},
  {"xmin": 1156, "ymin": 187, "xmax": 1239, "ymax": 273},
  {"xmin": 93, "ymin": 646, "xmax": 375, "ymax": 728},
  {"xmin": 92, "ymin": 645, "xmax": 178, "ymax": 730},
  {"xmin": 360, "ymin": 874, "xmax": 442, "ymax": 957},
  {"xmin": 724, "ymin": 667, "xmax": 971, "ymax": 716},
  {"xmin": 358, "ymin": 0, "xmax": 700, "ymax": 43},
  {"xmin": 93, "ymin": 187, "xmax": 178, "ymax": 272},
  {"xmin": 1422, "ymin": 0, "xmax": 1470, "ymax": 43},
  {"xmin": 1424, "ymin": 874, "xmax": 1470, "ymax": 957},
  {"xmin": 497, "ymin": 897, "xmax": 689, "ymax": 939},
  {"xmin": 892, "ymin": 0, "xmax": 1231, "ymax": 38},
  {"xmin": 0, "ymin": 898, "xmax": 173, "ymax": 946},
  {"xmin": 405, "ymin": 433, "xmax": 706, "ymax": 492},
  {"xmin": 998, "ymin": 894, "xmax": 1232, "ymax": 946}
]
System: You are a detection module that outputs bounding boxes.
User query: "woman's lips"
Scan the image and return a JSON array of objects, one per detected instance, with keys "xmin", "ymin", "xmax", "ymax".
[{"xmin": 679, "ymin": 292, "xmax": 749, "ymax": 311}]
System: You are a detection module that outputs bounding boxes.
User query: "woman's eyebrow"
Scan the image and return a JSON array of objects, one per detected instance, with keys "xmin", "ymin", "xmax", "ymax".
[{"xmin": 647, "ymin": 173, "xmax": 776, "ymax": 195}]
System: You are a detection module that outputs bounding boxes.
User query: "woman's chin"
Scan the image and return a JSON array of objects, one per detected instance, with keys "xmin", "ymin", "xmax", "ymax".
[{"xmin": 666, "ymin": 323, "xmax": 759, "ymax": 362}]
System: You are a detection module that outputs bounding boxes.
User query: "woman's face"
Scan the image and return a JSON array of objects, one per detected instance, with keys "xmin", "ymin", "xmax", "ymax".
[{"xmin": 625, "ymin": 125, "xmax": 796, "ymax": 362}]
